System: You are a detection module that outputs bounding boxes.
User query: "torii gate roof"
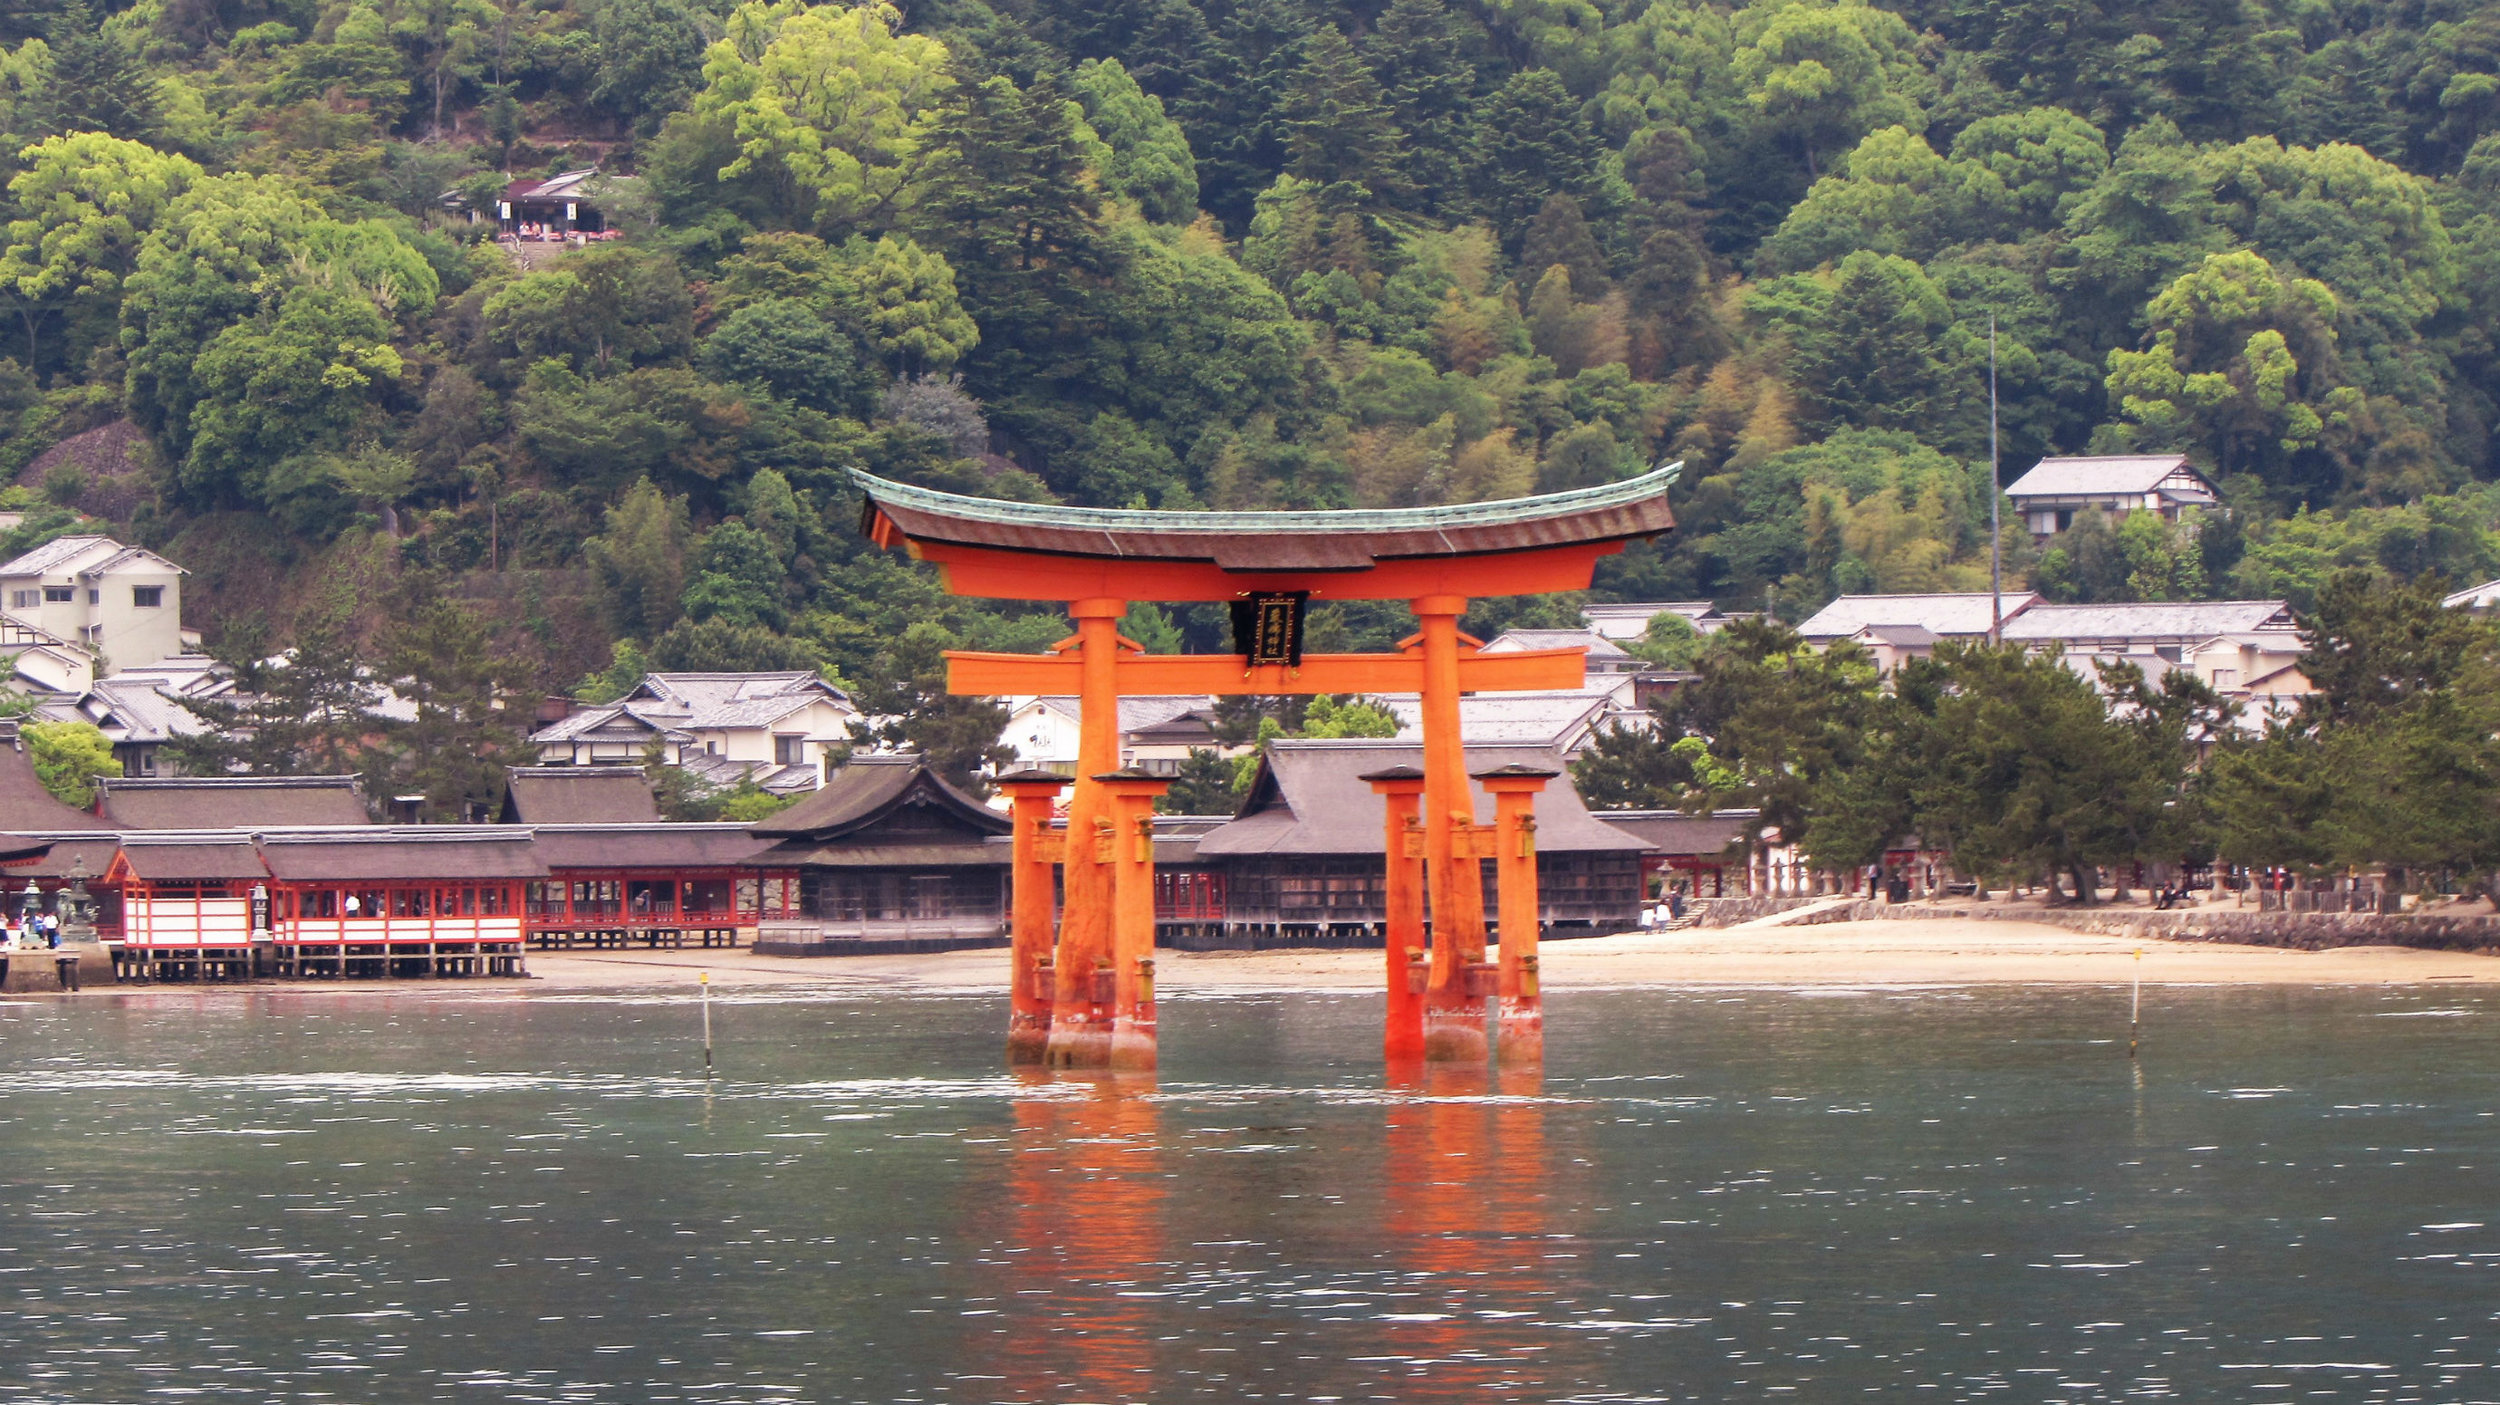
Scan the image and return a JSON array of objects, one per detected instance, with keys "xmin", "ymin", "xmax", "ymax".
[{"xmin": 854, "ymin": 465, "xmax": 1677, "ymax": 601}]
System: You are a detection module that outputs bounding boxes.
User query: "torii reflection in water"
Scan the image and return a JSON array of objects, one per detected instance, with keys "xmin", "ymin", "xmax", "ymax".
[{"xmin": 959, "ymin": 1064, "xmax": 1581, "ymax": 1402}]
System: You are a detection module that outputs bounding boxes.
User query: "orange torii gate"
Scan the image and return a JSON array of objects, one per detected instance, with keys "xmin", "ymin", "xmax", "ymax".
[{"xmin": 852, "ymin": 466, "xmax": 1676, "ymax": 1070}]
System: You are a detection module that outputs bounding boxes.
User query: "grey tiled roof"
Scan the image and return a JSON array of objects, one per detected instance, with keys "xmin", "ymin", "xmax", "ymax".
[
  {"xmin": 2004, "ymin": 455, "xmax": 2209, "ymax": 499},
  {"xmin": 1483, "ymin": 627, "xmax": 1632, "ymax": 658},
  {"xmin": 2000, "ymin": 601, "xmax": 2295, "ymax": 642},
  {"xmin": 1197, "ymin": 739, "xmax": 1649, "ymax": 857},
  {"xmin": 530, "ymin": 673, "xmax": 855, "ymax": 746},
  {"xmin": 1794, "ymin": 593, "xmax": 2041, "ymax": 639},
  {"xmin": 0, "ymin": 534, "xmax": 112, "ymax": 577}
]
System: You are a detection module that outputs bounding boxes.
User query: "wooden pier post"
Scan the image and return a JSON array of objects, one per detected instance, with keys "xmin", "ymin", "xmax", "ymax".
[
  {"xmin": 996, "ymin": 770, "xmax": 1069, "ymax": 1066},
  {"xmin": 1363, "ymin": 764, "xmax": 1429, "ymax": 1064},
  {"xmin": 1477, "ymin": 763, "xmax": 1556, "ymax": 1065}
]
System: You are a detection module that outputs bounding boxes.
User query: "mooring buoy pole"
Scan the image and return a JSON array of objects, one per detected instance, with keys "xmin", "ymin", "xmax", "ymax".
[
  {"xmin": 2129, "ymin": 948, "xmax": 2141, "ymax": 1059},
  {"xmin": 701, "ymin": 970, "xmax": 714, "ymax": 1080}
]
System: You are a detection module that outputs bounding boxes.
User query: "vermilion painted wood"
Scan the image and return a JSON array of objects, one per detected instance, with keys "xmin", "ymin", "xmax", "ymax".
[
  {"xmin": 942, "ymin": 645, "xmax": 1590, "ymax": 698},
  {"xmin": 902, "ymin": 539, "xmax": 1628, "ymax": 602}
]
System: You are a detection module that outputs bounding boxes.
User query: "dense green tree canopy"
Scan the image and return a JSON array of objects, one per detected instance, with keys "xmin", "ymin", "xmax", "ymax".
[{"xmin": 12, "ymin": 0, "xmax": 2500, "ymax": 803}]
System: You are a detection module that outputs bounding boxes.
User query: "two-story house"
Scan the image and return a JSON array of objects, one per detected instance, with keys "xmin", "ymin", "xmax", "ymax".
[
  {"xmin": 0, "ymin": 535, "xmax": 190, "ymax": 680},
  {"xmin": 528, "ymin": 671, "xmax": 859, "ymax": 793},
  {"xmin": 996, "ymin": 695, "xmax": 1228, "ymax": 777},
  {"xmin": 2003, "ymin": 454, "xmax": 2220, "ymax": 537}
]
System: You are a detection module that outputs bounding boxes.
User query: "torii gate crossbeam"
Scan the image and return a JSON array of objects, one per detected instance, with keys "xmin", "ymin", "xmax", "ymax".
[{"xmin": 852, "ymin": 467, "xmax": 1677, "ymax": 1072}]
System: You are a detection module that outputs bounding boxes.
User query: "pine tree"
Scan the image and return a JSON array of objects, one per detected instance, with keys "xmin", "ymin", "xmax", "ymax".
[
  {"xmin": 169, "ymin": 604, "xmax": 380, "ymax": 781},
  {"xmin": 374, "ymin": 586, "xmax": 523, "ymax": 823},
  {"xmin": 1277, "ymin": 26, "xmax": 1404, "ymax": 205},
  {"xmin": 1364, "ymin": 0, "xmax": 1480, "ymax": 218},
  {"xmin": 30, "ymin": 0, "xmax": 162, "ymax": 142},
  {"xmin": 1520, "ymin": 194, "xmax": 1609, "ymax": 296},
  {"xmin": 918, "ymin": 66, "xmax": 1121, "ymax": 403},
  {"xmin": 1471, "ymin": 69, "xmax": 1604, "ymax": 252}
]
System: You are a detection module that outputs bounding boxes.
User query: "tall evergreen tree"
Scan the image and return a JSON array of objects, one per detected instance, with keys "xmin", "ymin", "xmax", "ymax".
[
  {"xmin": 31, "ymin": 0, "xmax": 161, "ymax": 142},
  {"xmin": 1364, "ymin": 0, "xmax": 1481, "ymax": 219},
  {"xmin": 1470, "ymin": 68, "xmax": 1604, "ymax": 251},
  {"xmin": 169, "ymin": 605, "xmax": 379, "ymax": 781},
  {"xmin": 917, "ymin": 65, "xmax": 1124, "ymax": 463},
  {"xmin": 373, "ymin": 585, "xmax": 523, "ymax": 823},
  {"xmin": 1277, "ymin": 25, "xmax": 1404, "ymax": 206}
]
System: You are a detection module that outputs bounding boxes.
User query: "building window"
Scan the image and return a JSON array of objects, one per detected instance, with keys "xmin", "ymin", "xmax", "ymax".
[
  {"xmin": 7, "ymin": 590, "xmax": 31, "ymax": 609},
  {"xmin": 43, "ymin": 585, "xmax": 71, "ymax": 603},
  {"xmin": 774, "ymin": 734, "xmax": 804, "ymax": 766},
  {"xmin": 132, "ymin": 586, "xmax": 163, "ymax": 608},
  {"xmin": 86, "ymin": 589, "xmax": 98, "ymax": 604}
]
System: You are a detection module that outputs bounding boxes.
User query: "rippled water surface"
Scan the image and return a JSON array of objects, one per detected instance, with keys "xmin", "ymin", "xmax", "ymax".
[{"xmin": 3, "ymin": 983, "xmax": 2498, "ymax": 1402}]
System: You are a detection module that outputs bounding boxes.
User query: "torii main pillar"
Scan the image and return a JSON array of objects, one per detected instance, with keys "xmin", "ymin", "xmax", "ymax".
[{"xmin": 850, "ymin": 466, "xmax": 1676, "ymax": 1072}]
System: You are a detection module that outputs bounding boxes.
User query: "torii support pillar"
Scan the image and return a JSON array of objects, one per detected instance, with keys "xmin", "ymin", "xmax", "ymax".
[
  {"xmin": 1094, "ymin": 768, "xmax": 1170, "ymax": 1072},
  {"xmin": 1478, "ymin": 762, "xmax": 1557, "ymax": 1065},
  {"xmin": 1414, "ymin": 594, "xmax": 1492, "ymax": 1063},
  {"xmin": 1363, "ymin": 764, "xmax": 1429, "ymax": 1064},
  {"xmin": 1045, "ymin": 598, "xmax": 1128, "ymax": 1070},
  {"xmin": 995, "ymin": 769, "xmax": 1068, "ymax": 1066}
]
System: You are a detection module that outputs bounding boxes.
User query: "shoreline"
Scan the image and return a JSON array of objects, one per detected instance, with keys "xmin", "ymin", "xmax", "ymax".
[{"xmin": 33, "ymin": 918, "xmax": 2500, "ymax": 1000}]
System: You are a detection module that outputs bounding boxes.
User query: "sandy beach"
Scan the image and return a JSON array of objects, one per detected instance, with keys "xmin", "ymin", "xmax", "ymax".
[{"xmin": 486, "ymin": 916, "xmax": 2500, "ymax": 995}]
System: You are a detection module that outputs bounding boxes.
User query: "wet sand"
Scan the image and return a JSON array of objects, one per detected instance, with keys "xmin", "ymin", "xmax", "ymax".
[{"xmin": 504, "ymin": 918, "xmax": 2500, "ymax": 995}]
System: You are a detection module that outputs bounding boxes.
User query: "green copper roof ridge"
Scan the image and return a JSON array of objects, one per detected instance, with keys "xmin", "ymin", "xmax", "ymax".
[{"xmin": 850, "ymin": 461, "xmax": 1681, "ymax": 533}]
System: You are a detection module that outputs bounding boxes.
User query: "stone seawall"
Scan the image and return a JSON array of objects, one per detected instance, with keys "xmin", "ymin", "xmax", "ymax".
[
  {"xmin": 1805, "ymin": 900, "xmax": 2500, "ymax": 954},
  {"xmin": 1693, "ymin": 896, "xmax": 1832, "ymax": 928}
]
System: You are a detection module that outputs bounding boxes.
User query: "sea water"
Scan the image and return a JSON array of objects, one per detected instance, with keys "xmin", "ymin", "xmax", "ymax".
[{"xmin": 1, "ymin": 983, "xmax": 2495, "ymax": 1403}]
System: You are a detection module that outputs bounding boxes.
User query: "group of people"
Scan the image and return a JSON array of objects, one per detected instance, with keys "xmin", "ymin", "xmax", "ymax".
[{"xmin": 4, "ymin": 908, "xmax": 61, "ymax": 949}]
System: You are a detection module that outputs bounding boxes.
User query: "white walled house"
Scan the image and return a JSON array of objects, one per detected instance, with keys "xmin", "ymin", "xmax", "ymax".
[
  {"xmin": 0, "ymin": 535, "xmax": 190, "ymax": 678},
  {"xmin": 528, "ymin": 672, "xmax": 858, "ymax": 793},
  {"xmin": 1482, "ymin": 627, "xmax": 1642, "ymax": 674},
  {"xmin": 1580, "ymin": 601, "xmax": 1728, "ymax": 640},
  {"xmin": 998, "ymin": 695, "xmax": 1226, "ymax": 777},
  {"xmin": 1998, "ymin": 600, "xmax": 2298, "ymax": 662},
  {"xmin": 2003, "ymin": 454, "xmax": 2219, "ymax": 537},
  {"xmin": 1794, "ymin": 592, "xmax": 2043, "ymax": 646}
]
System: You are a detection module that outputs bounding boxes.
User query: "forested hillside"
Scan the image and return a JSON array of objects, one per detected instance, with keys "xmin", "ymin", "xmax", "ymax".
[{"xmin": 7, "ymin": 0, "xmax": 2500, "ymax": 704}]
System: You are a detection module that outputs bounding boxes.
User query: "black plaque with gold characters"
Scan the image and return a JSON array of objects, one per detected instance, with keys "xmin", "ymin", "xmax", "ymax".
[{"xmin": 1230, "ymin": 591, "xmax": 1309, "ymax": 667}]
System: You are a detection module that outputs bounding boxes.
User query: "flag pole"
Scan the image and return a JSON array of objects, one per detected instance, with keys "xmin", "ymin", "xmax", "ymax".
[{"xmin": 1989, "ymin": 314, "xmax": 2003, "ymax": 647}]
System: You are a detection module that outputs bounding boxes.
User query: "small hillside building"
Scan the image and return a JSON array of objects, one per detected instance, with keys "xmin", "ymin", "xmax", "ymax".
[
  {"xmin": 1795, "ymin": 593, "xmax": 2042, "ymax": 645},
  {"xmin": 528, "ymin": 672, "xmax": 856, "ymax": 792},
  {"xmin": 0, "ymin": 534, "xmax": 190, "ymax": 680},
  {"xmin": 2000, "ymin": 600, "xmax": 2298, "ymax": 661},
  {"xmin": 2004, "ymin": 454, "xmax": 2219, "ymax": 536},
  {"xmin": 1482, "ymin": 627, "xmax": 1640, "ymax": 674},
  {"xmin": 996, "ymin": 695, "xmax": 1225, "ymax": 778},
  {"xmin": 1581, "ymin": 601, "xmax": 1727, "ymax": 640},
  {"xmin": 498, "ymin": 168, "xmax": 606, "ymax": 237}
]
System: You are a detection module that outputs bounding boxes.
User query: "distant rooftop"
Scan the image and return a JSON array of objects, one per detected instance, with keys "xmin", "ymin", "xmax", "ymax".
[
  {"xmin": 2446, "ymin": 579, "xmax": 2500, "ymax": 611},
  {"xmin": 1581, "ymin": 601, "xmax": 1721, "ymax": 640},
  {"xmin": 2000, "ymin": 601, "xmax": 2295, "ymax": 644},
  {"xmin": 2004, "ymin": 455, "xmax": 2216, "ymax": 503},
  {"xmin": 1793, "ymin": 593, "xmax": 2042, "ymax": 640}
]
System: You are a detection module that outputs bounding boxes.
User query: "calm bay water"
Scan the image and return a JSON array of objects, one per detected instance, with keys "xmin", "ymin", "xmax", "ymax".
[{"xmin": 1, "ymin": 983, "xmax": 2496, "ymax": 1403}]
